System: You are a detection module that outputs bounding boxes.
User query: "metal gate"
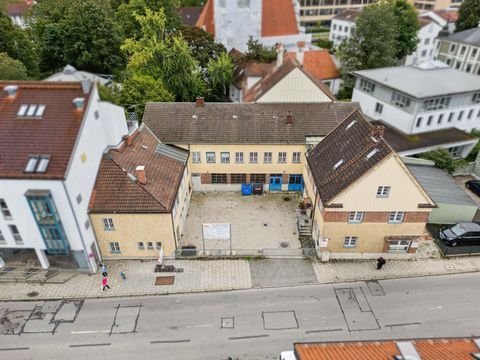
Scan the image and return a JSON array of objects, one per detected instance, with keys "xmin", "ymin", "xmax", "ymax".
[
  {"xmin": 269, "ymin": 174, "xmax": 282, "ymax": 191},
  {"xmin": 288, "ymin": 175, "xmax": 303, "ymax": 192}
]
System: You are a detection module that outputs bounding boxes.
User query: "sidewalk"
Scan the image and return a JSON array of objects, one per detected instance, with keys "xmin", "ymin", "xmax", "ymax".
[{"xmin": 1, "ymin": 256, "xmax": 480, "ymax": 301}]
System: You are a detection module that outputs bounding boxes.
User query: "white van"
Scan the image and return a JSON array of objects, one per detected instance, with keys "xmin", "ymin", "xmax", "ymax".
[{"xmin": 279, "ymin": 350, "xmax": 296, "ymax": 360}]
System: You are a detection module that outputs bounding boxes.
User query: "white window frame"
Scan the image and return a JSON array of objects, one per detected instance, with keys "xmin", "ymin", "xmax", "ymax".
[
  {"xmin": 192, "ymin": 151, "xmax": 201, "ymax": 163},
  {"xmin": 388, "ymin": 211, "xmax": 404, "ymax": 224},
  {"xmin": 156, "ymin": 242, "xmax": 162, "ymax": 249},
  {"xmin": 206, "ymin": 152, "xmax": 216, "ymax": 163},
  {"xmin": 375, "ymin": 102, "xmax": 383, "ymax": 114},
  {"xmin": 109, "ymin": 242, "xmax": 121, "ymax": 253},
  {"xmin": 388, "ymin": 240, "xmax": 411, "ymax": 252},
  {"xmin": 376, "ymin": 186, "xmax": 390, "ymax": 198},
  {"xmin": 348, "ymin": 211, "xmax": 364, "ymax": 223},
  {"xmin": 264, "ymin": 152, "xmax": 272, "ymax": 163},
  {"xmin": 103, "ymin": 218, "xmax": 115, "ymax": 231},
  {"xmin": 343, "ymin": 236, "xmax": 357, "ymax": 248},
  {"xmin": 138, "ymin": 242, "xmax": 145, "ymax": 250},
  {"xmin": 360, "ymin": 79, "xmax": 375, "ymax": 93},
  {"xmin": 278, "ymin": 152, "xmax": 287, "ymax": 163},
  {"xmin": 147, "ymin": 242, "xmax": 154, "ymax": 250},
  {"xmin": 391, "ymin": 92, "xmax": 411, "ymax": 108},
  {"xmin": 292, "ymin": 152, "xmax": 301, "ymax": 163},
  {"xmin": 8, "ymin": 225, "xmax": 22, "ymax": 244},
  {"xmin": 0, "ymin": 199, "xmax": 12, "ymax": 219},
  {"xmin": 235, "ymin": 152, "xmax": 244, "ymax": 163},
  {"xmin": 220, "ymin": 152, "xmax": 230, "ymax": 164},
  {"xmin": 250, "ymin": 152, "xmax": 258, "ymax": 163}
]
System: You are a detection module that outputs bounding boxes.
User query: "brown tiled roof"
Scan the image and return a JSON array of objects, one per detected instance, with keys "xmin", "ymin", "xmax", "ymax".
[
  {"xmin": 178, "ymin": 7, "xmax": 203, "ymax": 26},
  {"xmin": 287, "ymin": 50, "xmax": 341, "ymax": 80},
  {"xmin": 0, "ymin": 81, "xmax": 91, "ymax": 180},
  {"xmin": 419, "ymin": 17, "xmax": 433, "ymax": 28},
  {"xmin": 143, "ymin": 102, "xmax": 359, "ymax": 145},
  {"xmin": 232, "ymin": 62, "xmax": 276, "ymax": 89},
  {"xmin": 371, "ymin": 120, "xmax": 477, "ymax": 153},
  {"xmin": 295, "ymin": 338, "xmax": 480, "ymax": 359},
  {"xmin": 261, "ymin": 0, "xmax": 299, "ymax": 37},
  {"xmin": 433, "ymin": 9, "xmax": 459, "ymax": 23},
  {"xmin": 196, "ymin": 0, "xmax": 215, "ymax": 35},
  {"xmin": 89, "ymin": 126, "xmax": 187, "ymax": 213},
  {"xmin": 242, "ymin": 57, "xmax": 336, "ymax": 102},
  {"xmin": 307, "ymin": 110, "xmax": 393, "ymax": 204},
  {"xmin": 332, "ymin": 9, "xmax": 362, "ymax": 22}
]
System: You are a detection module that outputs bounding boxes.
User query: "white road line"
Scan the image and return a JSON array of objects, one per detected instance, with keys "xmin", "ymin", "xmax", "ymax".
[{"xmin": 71, "ymin": 330, "xmax": 110, "ymax": 334}]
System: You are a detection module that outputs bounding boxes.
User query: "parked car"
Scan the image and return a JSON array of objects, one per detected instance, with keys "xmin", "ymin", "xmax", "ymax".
[
  {"xmin": 465, "ymin": 180, "xmax": 480, "ymax": 197},
  {"xmin": 439, "ymin": 222, "xmax": 480, "ymax": 246}
]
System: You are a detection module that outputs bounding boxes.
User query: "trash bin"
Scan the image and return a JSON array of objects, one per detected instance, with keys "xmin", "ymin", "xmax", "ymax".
[
  {"xmin": 252, "ymin": 183, "xmax": 263, "ymax": 195},
  {"xmin": 242, "ymin": 183, "xmax": 252, "ymax": 196}
]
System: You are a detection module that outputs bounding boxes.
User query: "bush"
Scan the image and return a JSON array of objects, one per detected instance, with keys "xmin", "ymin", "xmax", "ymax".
[
  {"xmin": 306, "ymin": 26, "xmax": 330, "ymax": 33},
  {"xmin": 313, "ymin": 38, "xmax": 333, "ymax": 50},
  {"xmin": 419, "ymin": 149, "xmax": 467, "ymax": 174}
]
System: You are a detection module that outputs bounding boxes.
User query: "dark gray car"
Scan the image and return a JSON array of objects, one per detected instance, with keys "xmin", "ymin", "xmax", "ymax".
[{"xmin": 439, "ymin": 222, "xmax": 480, "ymax": 246}]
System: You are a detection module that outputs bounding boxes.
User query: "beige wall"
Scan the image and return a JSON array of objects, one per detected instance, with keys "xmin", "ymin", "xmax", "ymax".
[
  {"xmin": 257, "ymin": 68, "xmax": 333, "ymax": 103},
  {"xmin": 90, "ymin": 213, "xmax": 176, "ymax": 259},
  {"xmin": 172, "ymin": 166, "xmax": 193, "ymax": 239}
]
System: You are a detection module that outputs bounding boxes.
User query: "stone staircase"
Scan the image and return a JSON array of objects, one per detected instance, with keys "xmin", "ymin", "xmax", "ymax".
[{"xmin": 297, "ymin": 215, "xmax": 316, "ymax": 257}]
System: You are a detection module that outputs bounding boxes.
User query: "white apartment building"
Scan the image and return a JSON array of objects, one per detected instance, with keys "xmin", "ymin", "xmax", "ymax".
[
  {"xmin": 0, "ymin": 81, "xmax": 132, "ymax": 272},
  {"xmin": 329, "ymin": 9, "xmax": 360, "ymax": 48}
]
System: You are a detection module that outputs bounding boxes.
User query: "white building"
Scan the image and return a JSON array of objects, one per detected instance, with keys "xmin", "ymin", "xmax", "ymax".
[
  {"xmin": 329, "ymin": 9, "xmax": 361, "ymax": 48},
  {"xmin": 196, "ymin": 0, "xmax": 311, "ymax": 52},
  {"xmin": 0, "ymin": 81, "xmax": 132, "ymax": 272},
  {"xmin": 352, "ymin": 62, "xmax": 480, "ymax": 157}
]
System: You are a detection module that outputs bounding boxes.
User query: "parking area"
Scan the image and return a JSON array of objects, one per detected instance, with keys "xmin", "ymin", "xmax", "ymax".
[
  {"xmin": 454, "ymin": 175, "xmax": 480, "ymax": 207},
  {"xmin": 179, "ymin": 192, "xmax": 302, "ymax": 255}
]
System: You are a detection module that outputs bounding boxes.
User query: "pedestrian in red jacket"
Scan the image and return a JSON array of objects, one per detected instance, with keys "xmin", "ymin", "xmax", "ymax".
[{"xmin": 102, "ymin": 275, "xmax": 110, "ymax": 291}]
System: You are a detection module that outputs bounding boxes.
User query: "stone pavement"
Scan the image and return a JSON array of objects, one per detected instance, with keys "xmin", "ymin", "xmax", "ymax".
[{"xmin": 1, "ymin": 256, "xmax": 480, "ymax": 301}]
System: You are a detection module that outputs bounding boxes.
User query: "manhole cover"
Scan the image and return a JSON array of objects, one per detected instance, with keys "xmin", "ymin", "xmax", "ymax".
[
  {"xmin": 26, "ymin": 291, "xmax": 39, "ymax": 297},
  {"xmin": 280, "ymin": 242, "xmax": 290, "ymax": 248},
  {"xmin": 155, "ymin": 276, "xmax": 175, "ymax": 285}
]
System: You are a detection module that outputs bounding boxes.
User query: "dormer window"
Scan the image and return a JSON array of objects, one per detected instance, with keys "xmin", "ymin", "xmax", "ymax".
[
  {"xmin": 17, "ymin": 104, "xmax": 46, "ymax": 117},
  {"xmin": 333, "ymin": 159, "xmax": 344, "ymax": 169},
  {"xmin": 366, "ymin": 148, "xmax": 379, "ymax": 159},
  {"xmin": 24, "ymin": 155, "xmax": 51, "ymax": 173}
]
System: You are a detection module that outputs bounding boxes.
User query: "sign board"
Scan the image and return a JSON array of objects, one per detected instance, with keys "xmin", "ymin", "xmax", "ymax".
[
  {"xmin": 202, "ymin": 223, "xmax": 231, "ymax": 241},
  {"xmin": 410, "ymin": 241, "xmax": 419, "ymax": 249},
  {"xmin": 318, "ymin": 237, "xmax": 329, "ymax": 248}
]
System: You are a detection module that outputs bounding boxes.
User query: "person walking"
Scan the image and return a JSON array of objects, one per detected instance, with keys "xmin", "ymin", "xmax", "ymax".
[
  {"xmin": 102, "ymin": 275, "xmax": 110, "ymax": 291},
  {"xmin": 120, "ymin": 271, "xmax": 126, "ymax": 280},
  {"xmin": 101, "ymin": 263, "xmax": 108, "ymax": 277},
  {"xmin": 376, "ymin": 257, "xmax": 386, "ymax": 270}
]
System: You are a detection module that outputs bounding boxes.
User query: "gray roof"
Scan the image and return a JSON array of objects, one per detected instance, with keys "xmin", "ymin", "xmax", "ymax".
[
  {"xmin": 353, "ymin": 64, "xmax": 480, "ymax": 98},
  {"xmin": 406, "ymin": 164, "xmax": 477, "ymax": 206},
  {"xmin": 45, "ymin": 65, "xmax": 111, "ymax": 86},
  {"xmin": 440, "ymin": 27, "xmax": 480, "ymax": 47},
  {"xmin": 143, "ymin": 102, "xmax": 360, "ymax": 144}
]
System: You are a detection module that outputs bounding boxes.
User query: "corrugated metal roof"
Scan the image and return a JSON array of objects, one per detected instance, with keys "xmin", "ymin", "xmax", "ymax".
[
  {"xmin": 406, "ymin": 164, "xmax": 477, "ymax": 206},
  {"xmin": 155, "ymin": 144, "xmax": 188, "ymax": 164}
]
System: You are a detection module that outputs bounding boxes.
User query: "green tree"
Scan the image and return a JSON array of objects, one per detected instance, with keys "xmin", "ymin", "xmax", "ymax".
[
  {"xmin": 115, "ymin": 0, "xmax": 181, "ymax": 39},
  {"xmin": 207, "ymin": 52, "xmax": 233, "ymax": 100},
  {"xmin": 386, "ymin": 0, "xmax": 419, "ymax": 59},
  {"xmin": 244, "ymin": 37, "xmax": 277, "ymax": 63},
  {"xmin": 420, "ymin": 149, "xmax": 466, "ymax": 174},
  {"xmin": 456, "ymin": 0, "xmax": 480, "ymax": 31},
  {"xmin": 180, "ymin": 25, "xmax": 226, "ymax": 70},
  {"xmin": 180, "ymin": 0, "xmax": 204, "ymax": 5},
  {"xmin": 0, "ymin": 52, "xmax": 28, "ymax": 80},
  {"xmin": 31, "ymin": 0, "xmax": 124, "ymax": 73},
  {"xmin": 121, "ymin": 8, "xmax": 205, "ymax": 101}
]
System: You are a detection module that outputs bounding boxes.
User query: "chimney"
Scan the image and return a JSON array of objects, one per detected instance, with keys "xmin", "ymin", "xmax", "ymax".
[
  {"xmin": 276, "ymin": 43, "xmax": 284, "ymax": 67},
  {"xmin": 72, "ymin": 97, "xmax": 85, "ymax": 111},
  {"xmin": 4, "ymin": 85, "xmax": 18, "ymax": 98},
  {"xmin": 286, "ymin": 110, "xmax": 293, "ymax": 125},
  {"xmin": 136, "ymin": 165, "xmax": 147, "ymax": 185},
  {"xmin": 371, "ymin": 125, "xmax": 385, "ymax": 138},
  {"xmin": 122, "ymin": 130, "xmax": 138, "ymax": 147},
  {"xmin": 196, "ymin": 97, "xmax": 205, "ymax": 107},
  {"xmin": 296, "ymin": 41, "xmax": 305, "ymax": 66}
]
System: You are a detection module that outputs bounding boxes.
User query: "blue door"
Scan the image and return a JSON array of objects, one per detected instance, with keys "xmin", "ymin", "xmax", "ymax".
[
  {"xmin": 288, "ymin": 175, "xmax": 303, "ymax": 192},
  {"xmin": 269, "ymin": 174, "xmax": 282, "ymax": 192}
]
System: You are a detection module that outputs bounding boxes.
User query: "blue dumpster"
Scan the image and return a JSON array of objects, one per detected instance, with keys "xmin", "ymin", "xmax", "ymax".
[{"xmin": 242, "ymin": 183, "xmax": 252, "ymax": 196}]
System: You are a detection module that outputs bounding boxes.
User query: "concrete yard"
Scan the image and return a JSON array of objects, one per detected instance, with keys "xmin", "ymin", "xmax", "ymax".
[{"xmin": 179, "ymin": 192, "xmax": 302, "ymax": 255}]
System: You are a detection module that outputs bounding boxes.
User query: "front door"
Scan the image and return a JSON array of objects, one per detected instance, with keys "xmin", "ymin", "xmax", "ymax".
[
  {"xmin": 288, "ymin": 175, "xmax": 303, "ymax": 192},
  {"xmin": 269, "ymin": 174, "xmax": 282, "ymax": 192}
]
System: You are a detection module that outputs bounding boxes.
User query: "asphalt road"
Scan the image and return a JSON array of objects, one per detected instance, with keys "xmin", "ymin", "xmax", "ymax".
[{"xmin": 1, "ymin": 273, "xmax": 479, "ymax": 360}]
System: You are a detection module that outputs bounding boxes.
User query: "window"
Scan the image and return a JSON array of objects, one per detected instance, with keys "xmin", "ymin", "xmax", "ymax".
[
  {"xmin": 424, "ymin": 38, "xmax": 430, "ymax": 45},
  {"xmin": 109, "ymin": 242, "xmax": 121, "ymax": 253},
  {"xmin": 421, "ymin": 50, "xmax": 427, "ymax": 57},
  {"xmin": 388, "ymin": 240, "xmax": 411, "ymax": 252},
  {"xmin": 250, "ymin": 152, "xmax": 258, "ymax": 163},
  {"xmin": 76, "ymin": 193, "xmax": 82, "ymax": 204},
  {"xmin": 231, "ymin": 173, "xmax": 246, "ymax": 184},
  {"xmin": 237, "ymin": 0, "xmax": 250, "ymax": 7},
  {"xmin": 472, "ymin": 92, "xmax": 480, "ymax": 104},
  {"xmin": 264, "ymin": 152, "xmax": 272, "ymax": 163},
  {"xmin": 211, "ymin": 173, "xmax": 227, "ymax": 184},
  {"xmin": 292, "ymin": 152, "xmax": 301, "ymax": 163},
  {"xmin": 17, "ymin": 104, "xmax": 46, "ymax": 117},
  {"xmin": 344, "ymin": 236, "xmax": 357, "ymax": 248},
  {"xmin": 458, "ymin": 111, "xmax": 464, "ymax": 121},
  {"xmin": 103, "ymin": 218, "xmax": 115, "ymax": 231},
  {"xmin": 427, "ymin": 115, "xmax": 433, "ymax": 126},
  {"xmin": 472, "ymin": 48, "xmax": 478, "ymax": 58},
  {"xmin": 192, "ymin": 152, "xmax": 201, "ymax": 163},
  {"xmin": 24, "ymin": 155, "xmax": 50, "ymax": 173},
  {"xmin": 94, "ymin": 110, "xmax": 99, "ymax": 120},
  {"xmin": 388, "ymin": 211, "xmax": 404, "ymax": 223},
  {"xmin": 9, "ymin": 225, "xmax": 22, "ymax": 244},
  {"xmin": 84, "ymin": 220, "xmax": 90, "ymax": 230},
  {"xmin": 0, "ymin": 199, "xmax": 12, "ymax": 219},
  {"xmin": 391, "ymin": 92, "xmax": 411, "ymax": 108},
  {"xmin": 138, "ymin": 242, "xmax": 145, "ymax": 250},
  {"xmin": 250, "ymin": 174, "xmax": 266, "ymax": 183},
  {"xmin": 333, "ymin": 24, "xmax": 337, "ymax": 30},
  {"xmin": 466, "ymin": 64, "xmax": 472, "ymax": 72},
  {"xmin": 360, "ymin": 79, "xmax": 375, "ymax": 93},
  {"xmin": 460, "ymin": 46, "xmax": 466, "ymax": 55},
  {"xmin": 235, "ymin": 152, "xmax": 244, "ymax": 163},
  {"xmin": 448, "ymin": 112, "xmax": 454, "ymax": 122},
  {"xmin": 0, "ymin": 230, "xmax": 5, "ymax": 243},
  {"xmin": 448, "ymin": 146, "xmax": 463, "ymax": 158},
  {"xmin": 377, "ymin": 186, "xmax": 390, "ymax": 197},
  {"xmin": 468, "ymin": 109, "xmax": 474, "ymax": 119},
  {"xmin": 348, "ymin": 211, "xmax": 364, "ymax": 223},
  {"xmin": 375, "ymin": 102, "xmax": 383, "ymax": 114},
  {"xmin": 278, "ymin": 152, "xmax": 287, "ymax": 163},
  {"xmin": 156, "ymin": 242, "xmax": 162, "ymax": 249},
  {"xmin": 221, "ymin": 152, "xmax": 230, "ymax": 163},
  {"xmin": 449, "ymin": 43, "xmax": 456, "ymax": 53},
  {"xmin": 455, "ymin": 62, "xmax": 461, "ymax": 69},
  {"xmin": 416, "ymin": 117, "xmax": 422, "ymax": 127},
  {"xmin": 423, "ymin": 97, "xmax": 450, "ymax": 111},
  {"xmin": 206, "ymin": 152, "xmax": 216, "ymax": 163},
  {"xmin": 147, "ymin": 242, "xmax": 154, "ymax": 250}
]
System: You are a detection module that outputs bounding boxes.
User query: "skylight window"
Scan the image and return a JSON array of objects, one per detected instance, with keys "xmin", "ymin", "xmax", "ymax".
[
  {"xmin": 35, "ymin": 105, "xmax": 46, "ymax": 117},
  {"xmin": 36, "ymin": 156, "xmax": 50, "ymax": 173},
  {"xmin": 366, "ymin": 148, "xmax": 379, "ymax": 159},
  {"xmin": 26, "ymin": 105, "xmax": 37, "ymax": 117},
  {"xmin": 346, "ymin": 120, "xmax": 357, "ymax": 130},
  {"xmin": 24, "ymin": 155, "xmax": 51, "ymax": 173},
  {"xmin": 333, "ymin": 159, "xmax": 344, "ymax": 169},
  {"xmin": 25, "ymin": 157, "xmax": 39, "ymax": 173},
  {"xmin": 17, "ymin": 104, "xmax": 28, "ymax": 116},
  {"xmin": 17, "ymin": 104, "xmax": 47, "ymax": 117}
]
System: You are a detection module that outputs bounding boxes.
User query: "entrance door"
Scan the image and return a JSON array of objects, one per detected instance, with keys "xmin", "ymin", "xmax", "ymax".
[
  {"xmin": 269, "ymin": 174, "xmax": 282, "ymax": 192},
  {"xmin": 288, "ymin": 175, "xmax": 303, "ymax": 192}
]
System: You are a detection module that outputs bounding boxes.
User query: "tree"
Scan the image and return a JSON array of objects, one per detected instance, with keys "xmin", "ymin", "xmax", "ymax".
[
  {"xmin": 207, "ymin": 52, "xmax": 233, "ymax": 100},
  {"xmin": 456, "ymin": 0, "xmax": 480, "ymax": 32},
  {"xmin": 31, "ymin": 0, "xmax": 124, "ymax": 73},
  {"xmin": 0, "ymin": 52, "xmax": 28, "ymax": 80},
  {"xmin": 115, "ymin": 0, "xmax": 181, "ymax": 40},
  {"xmin": 420, "ymin": 149, "xmax": 466, "ymax": 174},
  {"xmin": 121, "ymin": 8, "xmax": 205, "ymax": 101},
  {"xmin": 180, "ymin": 0, "xmax": 204, "ymax": 5},
  {"xmin": 180, "ymin": 26, "xmax": 226, "ymax": 70},
  {"xmin": 244, "ymin": 37, "xmax": 277, "ymax": 63},
  {"xmin": 386, "ymin": 0, "xmax": 419, "ymax": 59}
]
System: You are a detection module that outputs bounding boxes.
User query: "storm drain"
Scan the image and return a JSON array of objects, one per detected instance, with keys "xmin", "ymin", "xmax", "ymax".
[
  {"xmin": 155, "ymin": 276, "xmax": 175, "ymax": 285},
  {"xmin": 280, "ymin": 242, "xmax": 290, "ymax": 248}
]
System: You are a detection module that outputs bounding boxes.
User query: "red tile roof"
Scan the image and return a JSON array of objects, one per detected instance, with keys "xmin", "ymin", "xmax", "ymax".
[
  {"xmin": 287, "ymin": 50, "xmax": 341, "ymax": 80},
  {"xmin": 6, "ymin": 0, "xmax": 33, "ymax": 16},
  {"xmin": 0, "ymin": 81, "xmax": 91, "ymax": 180},
  {"xmin": 89, "ymin": 126, "xmax": 187, "ymax": 213},
  {"xmin": 295, "ymin": 338, "xmax": 480, "ymax": 359},
  {"xmin": 196, "ymin": 0, "xmax": 215, "ymax": 35},
  {"xmin": 261, "ymin": 0, "xmax": 299, "ymax": 37},
  {"xmin": 433, "ymin": 9, "xmax": 459, "ymax": 23},
  {"xmin": 178, "ymin": 6, "xmax": 203, "ymax": 27}
]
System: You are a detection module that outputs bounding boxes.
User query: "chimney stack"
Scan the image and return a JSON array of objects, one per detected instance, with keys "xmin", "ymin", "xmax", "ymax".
[
  {"xmin": 4, "ymin": 85, "xmax": 18, "ymax": 98},
  {"xmin": 276, "ymin": 43, "xmax": 284, "ymax": 67},
  {"xmin": 296, "ymin": 41, "xmax": 305, "ymax": 66},
  {"xmin": 122, "ymin": 130, "xmax": 138, "ymax": 147},
  {"xmin": 371, "ymin": 125, "xmax": 385, "ymax": 138},
  {"xmin": 195, "ymin": 97, "xmax": 205, "ymax": 107},
  {"xmin": 73, "ymin": 97, "xmax": 85, "ymax": 111},
  {"xmin": 136, "ymin": 165, "xmax": 147, "ymax": 185},
  {"xmin": 286, "ymin": 110, "xmax": 293, "ymax": 125}
]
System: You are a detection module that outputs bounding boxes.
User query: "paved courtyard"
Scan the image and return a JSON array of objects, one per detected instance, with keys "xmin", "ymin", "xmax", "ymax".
[{"xmin": 180, "ymin": 192, "xmax": 302, "ymax": 255}]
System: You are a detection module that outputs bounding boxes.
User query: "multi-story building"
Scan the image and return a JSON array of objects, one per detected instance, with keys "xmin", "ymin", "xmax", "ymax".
[
  {"xmin": 196, "ymin": 0, "xmax": 311, "ymax": 52},
  {"xmin": 435, "ymin": 27, "xmax": 480, "ymax": 75},
  {"xmin": 89, "ymin": 126, "xmax": 191, "ymax": 259},
  {"xmin": 0, "ymin": 81, "xmax": 131, "ymax": 272},
  {"xmin": 303, "ymin": 110, "xmax": 435, "ymax": 258},
  {"xmin": 329, "ymin": 9, "xmax": 361, "ymax": 48},
  {"xmin": 351, "ymin": 62, "xmax": 480, "ymax": 157},
  {"xmin": 408, "ymin": 0, "xmax": 462, "ymax": 12},
  {"xmin": 299, "ymin": 0, "xmax": 373, "ymax": 26}
]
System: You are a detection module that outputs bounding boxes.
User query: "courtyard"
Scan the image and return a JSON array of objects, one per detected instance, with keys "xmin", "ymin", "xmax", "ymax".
[{"xmin": 179, "ymin": 192, "xmax": 303, "ymax": 256}]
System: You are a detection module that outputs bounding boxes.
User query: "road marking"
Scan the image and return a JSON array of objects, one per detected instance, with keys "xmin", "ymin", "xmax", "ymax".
[
  {"xmin": 385, "ymin": 322, "xmax": 421, "ymax": 328},
  {"xmin": 0, "ymin": 347, "xmax": 30, "ymax": 351},
  {"xmin": 229, "ymin": 334, "xmax": 269, "ymax": 340},
  {"xmin": 186, "ymin": 324, "xmax": 214, "ymax": 328},
  {"xmin": 71, "ymin": 330, "xmax": 110, "ymax": 334},
  {"xmin": 305, "ymin": 328, "xmax": 343, "ymax": 334},
  {"xmin": 69, "ymin": 343, "xmax": 111, "ymax": 348},
  {"xmin": 151, "ymin": 339, "xmax": 191, "ymax": 344}
]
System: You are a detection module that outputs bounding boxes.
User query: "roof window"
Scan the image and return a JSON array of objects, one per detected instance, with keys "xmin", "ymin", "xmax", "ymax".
[
  {"xmin": 17, "ymin": 104, "xmax": 46, "ymax": 117},
  {"xmin": 346, "ymin": 120, "xmax": 356, "ymax": 130},
  {"xmin": 366, "ymin": 148, "xmax": 379, "ymax": 160},
  {"xmin": 333, "ymin": 159, "xmax": 344, "ymax": 169},
  {"xmin": 24, "ymin": 155, "xmax": 51, "ymax": 173}
]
